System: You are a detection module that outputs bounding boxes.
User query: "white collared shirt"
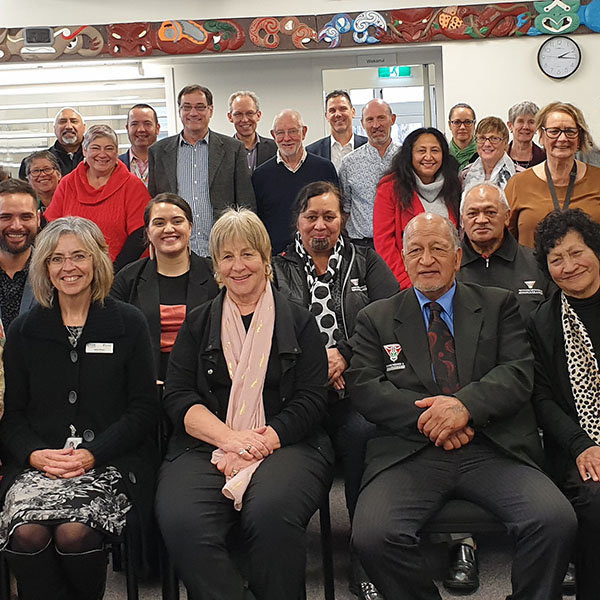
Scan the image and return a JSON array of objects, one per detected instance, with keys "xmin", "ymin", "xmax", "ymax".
[
  {"xmin": 330, "ymin": 134, "xmax": 356, "ymax": 172},
  {"xmin": 276, "ymin": 148, "xmax": 307, "ymax": 173}
]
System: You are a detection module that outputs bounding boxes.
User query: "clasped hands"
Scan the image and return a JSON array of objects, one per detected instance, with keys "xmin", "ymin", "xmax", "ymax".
[
  {"xmin": 29, "ymin": 447, "xmax": 95, "ymax": 479},
  {"xmin": 216, "ymin": 425, "xmax": 281, "ymax": 478},
  {"xmin": 415, "ymin": 395, "xmax": 474, "ymax": 451}
]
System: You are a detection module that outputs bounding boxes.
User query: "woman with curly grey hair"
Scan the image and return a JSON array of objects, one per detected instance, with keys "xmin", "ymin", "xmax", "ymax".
[{"xmin": 0, "ymin": 216, "xmax": 158, "ymax": 600}]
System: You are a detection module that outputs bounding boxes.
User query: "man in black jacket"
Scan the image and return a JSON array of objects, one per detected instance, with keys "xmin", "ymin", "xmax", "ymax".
[{"xmin": 347, "ymin": 212, "xmax": 576, "ymax": 600}]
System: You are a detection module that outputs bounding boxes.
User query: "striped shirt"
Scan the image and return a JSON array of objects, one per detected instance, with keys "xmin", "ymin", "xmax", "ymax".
[{"xmin": 177, "ymin": 132, "xmax": 213, "ymax": 256}]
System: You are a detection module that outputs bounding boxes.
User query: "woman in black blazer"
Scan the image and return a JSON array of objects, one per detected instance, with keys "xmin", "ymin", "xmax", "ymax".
[
  {"xmin": 529, "ymin": 208, "xmax": 600, "ymax": 600},
  {"xmin": 111, "ymin": 193, "xmax": 219, "ymax": 381},
  {"xmin": 0, "ymin": 217, "xmax": 158, "ymax": 600}
]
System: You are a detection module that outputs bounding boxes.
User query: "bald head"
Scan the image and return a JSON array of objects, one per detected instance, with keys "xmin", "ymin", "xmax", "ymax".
[
  {"xmin": 402, "ymin": 213, "xmax": 462, "ymax": 300},
  {"xmin": 361, "ymin": 99, "xmax": 396, "ymax": 149},
  {"xmin": 461, "ymin": 183, "xmax": 510, "ymax": 256}
]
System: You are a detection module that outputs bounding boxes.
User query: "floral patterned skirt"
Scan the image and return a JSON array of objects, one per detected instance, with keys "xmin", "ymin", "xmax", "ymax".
[{"xmin": 0, "ymin": 466, "xmax": 131, "ymax": 548}]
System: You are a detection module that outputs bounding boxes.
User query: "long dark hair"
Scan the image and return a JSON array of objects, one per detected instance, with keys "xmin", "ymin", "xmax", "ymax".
[{"xmin": 383, "ymin": 127, "xmax": 461, "ymax": 219}]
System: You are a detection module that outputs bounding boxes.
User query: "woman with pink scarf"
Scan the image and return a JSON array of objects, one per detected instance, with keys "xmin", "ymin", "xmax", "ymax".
[{"xmin": 156, "ymin": 208, "xmax": 333, "ymax": 600}]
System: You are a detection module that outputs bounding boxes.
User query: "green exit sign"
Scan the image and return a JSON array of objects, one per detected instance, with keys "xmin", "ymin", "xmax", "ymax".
[{"xmin": 378, "ymin": 66, "xmax": 412, "ymax": 78}]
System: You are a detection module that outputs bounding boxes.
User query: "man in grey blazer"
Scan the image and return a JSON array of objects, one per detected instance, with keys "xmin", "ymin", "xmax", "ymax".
[
  {"xmin": 347, "ymin": 212, "xmax": 577, "ymax": 600},
  {"xmin": 306, "ymin": 90, "xmax": 368, "ymax": 172},
  {"xmin": 227, "ymin": 90, "xmax": 276, "ymax": 172},
  {"xmin": 148, "ymin": 84, "xmax": 255, "ymax": 256}
]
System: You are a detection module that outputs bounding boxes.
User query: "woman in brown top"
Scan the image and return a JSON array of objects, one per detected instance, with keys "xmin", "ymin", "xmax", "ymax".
[{"xmin": 506, "ymin": 102, "xmax": 600, "ymax": 248}]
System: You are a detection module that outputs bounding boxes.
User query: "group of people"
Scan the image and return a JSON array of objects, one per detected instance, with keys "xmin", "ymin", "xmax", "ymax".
[{"xmin": 0, "ymin": 83, "xmax": 597, "ymax": 600}]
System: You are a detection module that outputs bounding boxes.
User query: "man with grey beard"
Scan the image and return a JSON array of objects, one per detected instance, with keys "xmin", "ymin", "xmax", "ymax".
[
  {"xmin": 18, "ymin": 107, "xmax": 86, "ymax": 179},
  {"xmin": 0, "ymin": 179, "xmax": 40, "ymax": 330}
]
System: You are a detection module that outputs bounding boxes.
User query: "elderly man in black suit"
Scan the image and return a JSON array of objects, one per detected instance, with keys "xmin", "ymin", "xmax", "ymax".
[
  {"xmin": 306, "ymin": 90, "xmax": 368, "ymax": 172},
  {"xmin": 227, "ymin": 90, "xmax": 276, "ymax": 172},
  {"xmin": 346, "ymin": 212, "xmax": 577, "ymax": 600},
  {"xmin": 148, "ymin": 84, "xmax": 255, "ymax": 256}
]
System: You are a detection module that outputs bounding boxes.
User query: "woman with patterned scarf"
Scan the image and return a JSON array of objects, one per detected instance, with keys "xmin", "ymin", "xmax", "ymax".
[
  {"xmin": 156, "ymin": 208, "xmax": 334, "ymax": 600},
  {"xmin": 272, "ymin": 180, "xmax": 399, "ymax": 599},
  {"xmin": 529, "ymin": 208, "xmax": 600, "ymax": 600}
]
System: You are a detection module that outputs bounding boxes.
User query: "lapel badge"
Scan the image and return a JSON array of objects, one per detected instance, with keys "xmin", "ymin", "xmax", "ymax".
[{"xmin": 384, "ymin": 343, "xmax": 402, "ymax": 363}]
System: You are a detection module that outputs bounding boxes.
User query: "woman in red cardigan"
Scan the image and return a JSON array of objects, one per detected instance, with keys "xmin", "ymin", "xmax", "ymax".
[{"xmin": 374, "ymin": 127, "xmax": 461, "ymax": 287}]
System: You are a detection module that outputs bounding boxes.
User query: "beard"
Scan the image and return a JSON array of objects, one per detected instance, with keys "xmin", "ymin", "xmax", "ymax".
[
  {"xmin": 0, "ymin": 231, "xmax": 36, "ymax": 255},
  {"xmin": 59, "ymin": 131, "xmax": 78, "ymax": 145}
]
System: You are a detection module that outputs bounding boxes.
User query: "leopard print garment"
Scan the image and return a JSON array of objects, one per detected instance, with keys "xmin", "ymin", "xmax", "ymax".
[{"xmin": 561, "ymin": 292, "xmax": 600, "ymax": 444}]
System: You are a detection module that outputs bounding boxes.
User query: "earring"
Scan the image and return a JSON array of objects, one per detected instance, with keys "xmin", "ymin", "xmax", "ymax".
[{"xmin": 149, "ymin": 245, "xmax": 155, "ymax": 260}]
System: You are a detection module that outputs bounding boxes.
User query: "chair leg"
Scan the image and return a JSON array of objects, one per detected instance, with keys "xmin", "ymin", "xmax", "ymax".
[{"xmin": 319, "ymin": 496, "xmax": 335, "ymax": 600}]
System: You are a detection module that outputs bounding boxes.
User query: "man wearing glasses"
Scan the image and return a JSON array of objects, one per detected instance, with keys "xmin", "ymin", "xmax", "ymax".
[
  {"xmin": 227, "ymin": 91, "xmax": 276, "ymax": 173},
  {"xmin": 0, "ymin": 179, "xmax": 40, "ymax": 331},
  {"xmin": 252, "ymin": 109, "xmax": 338, "ymax": 254},
  {"xmin": 148, "ymin": 84, "xmax": 255, "ymax": 257},
  {"xmin": 448, "ymin": 103, "xmax": 478, "ymax": 171}
]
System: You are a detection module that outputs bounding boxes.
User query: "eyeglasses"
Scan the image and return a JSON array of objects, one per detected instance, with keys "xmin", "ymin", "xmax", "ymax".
[
  {"xmin": 450, "ymin": 120, "xmax": 475, "ymax": 127},
  {"xmin": 47, "ymin": 251, "xmax": 91, "ymax": 266},
  {"xmin": 273, "ymin": 128, "xmax": 302, "ymax": 139},
  {"xmin": 29, "ymin": 167, "xmax": 57, "ymax": 178},
  {"xmin": 541, "ymin": 127, "xmax": 579, "ymax": 139},
  {"xmin": 475, "ymin": 135, "xmax": 507, "ymax": 145},
  {"xmin": 179, "ymin": 104, "xmax": 210, "ymax": 113},
  {"xmin": 231, "ymin": 111, "xmax": 258, "ymax": 119}
]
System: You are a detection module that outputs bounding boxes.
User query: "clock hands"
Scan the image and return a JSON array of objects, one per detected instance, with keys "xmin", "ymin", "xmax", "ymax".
[{"xmin": 557, "ymin": 51, "xmax": 576, "ymax": 59}]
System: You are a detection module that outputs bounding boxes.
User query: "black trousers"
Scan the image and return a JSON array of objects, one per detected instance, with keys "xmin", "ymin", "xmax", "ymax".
[
  {"xmin": 156, "ymin": 442, "xmax": 332, "ymax": 600},
  {"xmin": 561, "ymin": 464, "xmax": 600, "ymax": 600},
  {"xmin": 352, "ymin": 441, "xmax": 577, "ymax": 600}
]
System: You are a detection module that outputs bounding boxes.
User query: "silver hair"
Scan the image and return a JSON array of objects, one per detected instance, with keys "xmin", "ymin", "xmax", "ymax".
[
  {"xmin": 228, "ymin": 90, "xmax": 260, "ymax": 112},
  {"xmin": 402, "ymin": 214, "xmax": 461, "ymax": 251},
  {"xmin": 54, "ymin": 107, "xmax": 84, "ymax": 126},
  {"xmin": 461, "ymin": 181, "xmax": 510, "ymax": 213},
  {"xmin": 82, "ymin": 124, "xmax": 118, "ymax": 152},
  {"xmin": 508, "ymin": 101, "xmax": 540, "ymax": 123},
  {"xmin": 272, "ymin": 109, "xmax": 304, "ymax": 131}
]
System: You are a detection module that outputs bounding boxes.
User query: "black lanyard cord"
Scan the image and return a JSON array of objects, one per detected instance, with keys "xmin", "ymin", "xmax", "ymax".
[{"xmin": 545, "ymin": 160, "xmax": 577, "ymax": 212}]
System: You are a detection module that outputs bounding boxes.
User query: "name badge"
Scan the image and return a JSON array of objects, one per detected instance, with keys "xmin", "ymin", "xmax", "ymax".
[
  {"xmin": 386, "ymin": 362, "xmax": 406, "ymax": 372},
  {"xmin": 86, "ymin": 343, "xmax": 114, "ymax": 354}
]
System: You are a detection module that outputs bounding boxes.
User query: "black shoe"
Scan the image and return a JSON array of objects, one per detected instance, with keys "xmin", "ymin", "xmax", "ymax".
[
  {"xmin": 562, "ymin": 563, "xmax": 576, "ymax": 596},
  {"xmin": 443, "ymin": 543, "xmax": 479, "ymax": 593},
  {"xmin": 359, "ymin": 581, "xmax": 383, "ymax": 600}
]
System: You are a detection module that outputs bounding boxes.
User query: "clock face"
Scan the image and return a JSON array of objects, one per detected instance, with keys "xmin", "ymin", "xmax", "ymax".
[{"xmin": 537, "ymin": 36, "xmax": 581, "ymax": 80}]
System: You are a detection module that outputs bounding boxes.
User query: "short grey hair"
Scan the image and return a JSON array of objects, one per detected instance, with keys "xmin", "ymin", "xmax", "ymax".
[
  {"xmin": 82, "ymin": 124, "xmax": 118, "ymax": 152},
  {"xmin": 23, "ymin": 150, "xmax": 60, "ymax": 177},
  {"xmin": 461, "ymin": 181, "xmax": 509, "ymax": 213},
  {"xmin": 272, "ymin": 109, "xmax": 304, "ymax": 131},
  {"xmin": 30, "ymin": 216, "xmax": 114, "ymax": 308},
  {"xmin": 508, "ymin": 101, "xmax": 540, "ymax": 123},
  {"xmin": 54, "ymin": 107, "xmax": 84, "ymax": 126},
  {"xmin": 402, "ymin": 213, "xmax": 461, "ymax": 251},
  {"xmin": 228, "ymin": 90, "xmax": 260, "ymax": 112}
]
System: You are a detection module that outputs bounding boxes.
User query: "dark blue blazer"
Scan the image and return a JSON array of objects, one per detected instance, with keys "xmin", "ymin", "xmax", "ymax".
[
  {"xmin": 306, "ymin": 133, "xmax": 368, "ymax": 161},
  {"xmin": 118, "ymin": 150, "xmax": 131, "ymax": 170}
]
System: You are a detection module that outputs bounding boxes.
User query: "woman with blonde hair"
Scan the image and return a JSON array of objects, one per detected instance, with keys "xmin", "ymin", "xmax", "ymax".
[
  {"xmin": 0, "ymin": 216, "xmax": 158, "ymax": 600},
  {"xmin": 156, "ymin": 208, "xmax": 333, "ymax": 600}
]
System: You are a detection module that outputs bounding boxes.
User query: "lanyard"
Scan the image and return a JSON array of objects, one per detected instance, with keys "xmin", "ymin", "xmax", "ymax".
[{"xmin": 545, "ymin": 160, "xmax": 577, "ymax": 212}]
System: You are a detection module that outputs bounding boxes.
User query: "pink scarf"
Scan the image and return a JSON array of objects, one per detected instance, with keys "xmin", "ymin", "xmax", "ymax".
[{"xmin": 211, "ymin": 281, "xmax": 275, "ymax": 510}]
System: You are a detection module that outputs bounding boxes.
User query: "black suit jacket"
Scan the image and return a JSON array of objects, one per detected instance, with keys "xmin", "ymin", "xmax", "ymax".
[
  {"xmin": 255, "ymin": 135, "xmax": 277, "ymax": 169},
  {"xmin": 306, "ymin": 133, "xmax": 368, "ymax": 161},
  {"xmin": 147, "ymin": 130, "xmax": 256, "ymax": 214},
  {"xmin": 110, "ymin": 253, "xmax": 219, "ymax": 375},
  {"xmin": 346, "ymin": 282, "xmax": 543, "ymax": 487},
  {"xmin": 527, "ymin": 291, "xmax": 596, "ymax": 481}
]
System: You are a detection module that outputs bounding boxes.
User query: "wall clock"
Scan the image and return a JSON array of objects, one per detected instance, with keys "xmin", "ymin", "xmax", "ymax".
[{"xmin": 537, "ymin": 36, "xmax": 582, "ymax": 80}]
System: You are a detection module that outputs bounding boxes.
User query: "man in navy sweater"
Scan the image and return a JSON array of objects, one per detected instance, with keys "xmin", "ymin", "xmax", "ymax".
[{"xmin": 252, "ymin": 109, "xmax": 338, "ymax": 254}]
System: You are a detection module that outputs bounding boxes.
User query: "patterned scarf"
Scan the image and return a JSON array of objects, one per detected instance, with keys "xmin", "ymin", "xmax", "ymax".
[
  {"xmin": 450, "ymin": 138, "xmax": 478, "ymax": 171},
  {"xmin": 561, "ymin": 292, "xmax": 600, "ymax": 444},
  {"xmin": 463, "ymin": 152, "xmax": 516, "ymax": 191},
  {"xmin": 211, "ymin": 281, "xmax": 275, "ymax": 510},
  {"xmin": 295, "ymin": 232, "xmax": 344, "ymax": 348}
]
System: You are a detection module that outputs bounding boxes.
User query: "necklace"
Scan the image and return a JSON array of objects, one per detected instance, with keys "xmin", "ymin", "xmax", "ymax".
[{"xmin": 65, "ymin": 325, "xmax": 83, "ymax": 348}]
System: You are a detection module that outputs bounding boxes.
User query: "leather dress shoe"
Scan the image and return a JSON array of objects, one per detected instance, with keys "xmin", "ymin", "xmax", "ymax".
[
  {"xmin": 562, "ymin": 563, "xmax": 576, "ymax": 596},
  {"xmin": 359, "ymin": 581, "xmax": 383, "ymax": 600},
  {"xmin": 443, "ymin": 543, "xmax": 479, "ymax": 593}
]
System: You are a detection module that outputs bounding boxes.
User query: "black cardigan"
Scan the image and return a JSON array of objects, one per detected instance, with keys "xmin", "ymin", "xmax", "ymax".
[
  {"xmin": 0, "ymin": 298, "xmax": 159, "ymax": 567},
  {"xmin": 528, "ymin": 291, "xmax": 597, "ymax": 481},
  {"xmin": 162, "ymin": 287, "xmax": 334, "ymax": 464},
  {"xmin": 110, "ymin": 253, "xmax": 219, "ymax": 376}
]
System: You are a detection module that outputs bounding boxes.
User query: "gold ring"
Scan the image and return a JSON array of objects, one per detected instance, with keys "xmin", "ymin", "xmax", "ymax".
[
  {"xmin": 246, "ymin": 445, "xmax": 252, "ymax": 452},
  {"xmin": 231, "ymin": 469, "xmax": 239, "ymax": 476},
  {"xmin": 239, "ymin": 449, "xmax": 248, "ymax": 456}
]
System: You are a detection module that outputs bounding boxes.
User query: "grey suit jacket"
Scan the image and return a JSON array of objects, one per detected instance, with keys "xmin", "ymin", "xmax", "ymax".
[
  {"xmin": 147, "ymin": 130, "xmax": 256, "ymax": 215},
  {"xmin": 346, "ymin": 282, "xmax": 544, "ymax": 486},
  {"xmin": 255, "ymin": 135, "xmax": 277, "ymax": 169}
]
